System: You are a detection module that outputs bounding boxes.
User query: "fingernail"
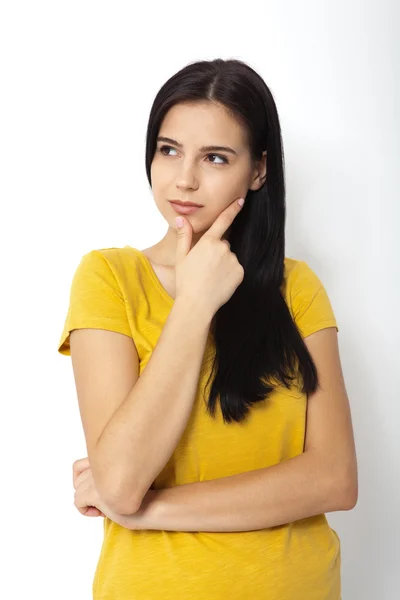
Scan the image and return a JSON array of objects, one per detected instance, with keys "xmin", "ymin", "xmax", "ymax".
[
  {"xmin": 237, "ymin": 197, "xmax": 245, "ymax": 207},
  {"xmin": 175, "ymin": 217, "xmax": 184, "ymax": 228}
]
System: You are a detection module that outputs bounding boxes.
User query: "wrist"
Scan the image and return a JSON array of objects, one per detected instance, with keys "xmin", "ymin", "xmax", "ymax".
[{"xmin": 172, "ymin": 297, "xmax": 214, "ymax": 328}]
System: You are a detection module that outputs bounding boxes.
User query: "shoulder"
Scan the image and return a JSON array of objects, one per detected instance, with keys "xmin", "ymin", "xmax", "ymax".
[
  {"xmin": 283, "ymin": 257, "xmax": 338, "ymax": 338},
  {"xmin": 80, "ymin": 245, "xmax": 133, "ymax": 266},
  {"xmin": 284, "ymin": 256, "xmax": 319, "ymax": 282},
  {"xmin": 74, "ymin": 246, "xmax": 140, "ymax": 279},
  {"xmin": 65, "ymin": 246, "xmax": 141, "ymax": 304},
  {"xmin": 57, "ymin": 247, "xmax": 135, "ymax": 356},
  {"xmin": 283, "ymin": 257, "xmax": 327, "ymax": 297}
]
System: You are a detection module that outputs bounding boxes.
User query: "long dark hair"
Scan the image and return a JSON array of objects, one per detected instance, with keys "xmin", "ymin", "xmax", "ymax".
[{"xmin": 145, "ymin": 58, "xmax": 319, "ymax": 424}]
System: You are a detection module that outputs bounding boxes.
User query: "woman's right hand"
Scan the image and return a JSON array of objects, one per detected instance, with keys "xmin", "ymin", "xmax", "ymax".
[{"xmin": 174, "ymin": 197, "xmax": 246, "ymax": 318}]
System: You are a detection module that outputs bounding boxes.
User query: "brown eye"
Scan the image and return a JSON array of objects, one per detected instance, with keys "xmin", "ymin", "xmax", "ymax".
[
  {"xmin": 207, "ymin": 154, "xmax": 229, "ymax": 165},
  {"xmin": 158, "ymin": 145, "xmax": 176, "ymax": 156}
]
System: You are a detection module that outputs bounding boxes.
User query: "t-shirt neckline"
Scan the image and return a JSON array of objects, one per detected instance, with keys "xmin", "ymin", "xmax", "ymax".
[{"xmin": 124, "ymin": 245, "xmax": 175, "ymax": 305}]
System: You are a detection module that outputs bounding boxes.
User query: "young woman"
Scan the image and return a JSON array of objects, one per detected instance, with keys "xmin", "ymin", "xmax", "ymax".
[{"xmin": 58, "ymin": 58, "xmax": 358, "ymax": 600}]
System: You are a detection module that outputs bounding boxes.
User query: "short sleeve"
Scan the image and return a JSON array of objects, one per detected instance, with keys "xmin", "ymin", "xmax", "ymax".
[
  {"xmin": 57, "ymin": 250, "xmax": 132, "ymax": 356},
  {"xmin": 288, "ymin": 260, "xmax": 339, "ymax": 338}
]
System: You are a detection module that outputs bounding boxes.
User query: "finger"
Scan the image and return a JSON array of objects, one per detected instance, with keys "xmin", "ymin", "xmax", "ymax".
[
  {"xmin": 73, "ymin": 457, "xmax": 90, "ymax": 470},
  {"xmin": 204, "ymin": 197, "xmax": 245, "ymax": 240},
  {"xmin": 175, "ymin": 216, "xmax": 193, "ymax": 265},
  {"xmin": 85, "ymin": 506, "xmax": 103, "ymax": 517},
  {"xmin": 73, "ymin": 467, "xmax": 89, "ymax": 489},
  {"xmin": 74, "ymin": 465, "xmax": 91, "ymax": 490},
  {"xmin": 76, "ymin": 506, "xmax": 97, "ymax": 517},
  {"xmin": 73, "ymin": 457, "xmax": 90, "ymax": 475},
  {"xmin": 73, "ymin": 457, "xmax": 90, "ymax": 483},
  {"xmin": 74, "ymin": 491, "xmax": 103, "ymax": 517},
  {"xmin": 74, "ymin": 488, "xmax": 95, "ymax": 516},
  {"xmin": 74, "ymin": 492, "xmax": 87, "ymax": 514}
]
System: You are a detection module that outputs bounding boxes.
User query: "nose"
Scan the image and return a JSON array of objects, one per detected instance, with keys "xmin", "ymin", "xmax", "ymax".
[{"xmin": 175, "ymin": 159, "xmax": 199, "ymax": 191}]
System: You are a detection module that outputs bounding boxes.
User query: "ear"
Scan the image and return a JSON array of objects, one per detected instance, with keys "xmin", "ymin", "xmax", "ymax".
[{"xmin": 249, "ymin": 150, "xmax": 267, "ymax": 191}]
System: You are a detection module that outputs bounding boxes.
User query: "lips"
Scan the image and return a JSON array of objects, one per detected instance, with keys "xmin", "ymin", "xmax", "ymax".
[
  {"xmin": 169, "ymin": 200, "xmax": 203, "ymax": 207},
  {"xmin": 169, "ymin": 202, "xmax": 203, "ymax": 215}
]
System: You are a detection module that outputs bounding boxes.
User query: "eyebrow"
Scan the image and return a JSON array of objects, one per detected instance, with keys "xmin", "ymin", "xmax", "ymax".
[{"xmin": 156, "ymin": 136, "xmax": 239, "ymax": 156}]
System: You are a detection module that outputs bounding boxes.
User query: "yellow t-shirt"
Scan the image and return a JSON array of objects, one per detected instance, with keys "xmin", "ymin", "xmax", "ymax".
[{"xmin": 58, "ymin": 245, "xmax": 341, "ymax": 600}]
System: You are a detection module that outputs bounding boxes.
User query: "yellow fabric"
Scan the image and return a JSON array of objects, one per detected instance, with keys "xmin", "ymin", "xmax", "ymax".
[{"xmin": 58, "ymin": 246, "xmax": 341, "ymax": 600}]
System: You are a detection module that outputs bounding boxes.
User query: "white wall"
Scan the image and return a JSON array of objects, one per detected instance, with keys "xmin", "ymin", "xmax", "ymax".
[{"xmin": 1, "ymin": 1, "xmax": 398, "ymax": 598}]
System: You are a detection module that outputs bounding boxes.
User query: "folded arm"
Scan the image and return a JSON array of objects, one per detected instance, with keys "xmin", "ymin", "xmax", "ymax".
[
  {"xmin": 113, "ymin": 327, "xmax": 358, "ymax": 532},
  {"xmin": 115, "ymin": 447, "xmax": 353, "ymax": 532}
]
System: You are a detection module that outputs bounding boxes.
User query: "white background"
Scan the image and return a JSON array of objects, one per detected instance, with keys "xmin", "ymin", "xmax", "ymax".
[{"xmin": 1, "ymin": 1, "xmax": 398, "ymax": 598}]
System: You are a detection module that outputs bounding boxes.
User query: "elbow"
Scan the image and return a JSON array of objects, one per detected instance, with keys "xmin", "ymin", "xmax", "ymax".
[
  {"xmin": 324, "ymin": 462, "xmax": 358, "ymax": 512},
  {"xmin": 325, "ymin": 452, "xmax": 358, "ymax": 511},
  {"xmin": 111, "ymin": 495, "xmax": 142, "ymax": 516},
  {"xmin": 339, "ymin": 472, "xmax": 358, "ymax": 510},
  {"xmin": 109, "ymin": 483, "xmax": 155, "ymax": 516},
  {"xmin": 91, "ymin": 452, "xmax": 147, "ymax": 515},
  {"xmin": 98, "ymin": 477, "xmax": 142, "ymax": 516},
  {"xmin": 342, "ymin": 481, "xmax": 358, "ymax": 510}
]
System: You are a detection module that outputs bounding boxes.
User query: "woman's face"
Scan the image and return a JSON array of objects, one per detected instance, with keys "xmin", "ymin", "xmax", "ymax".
[{"xmin": 150, "ymin": 101, "xmax": 265, "ymax": 238}]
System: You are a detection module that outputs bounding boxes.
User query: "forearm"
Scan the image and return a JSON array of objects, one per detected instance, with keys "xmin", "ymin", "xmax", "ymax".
[
  {"xmin": 96, "ymin": 298, "xmax": 213, "ymax": 515},
  {"xmin": 117, "ymin": 451, "xmax": 350, "ymax": 532}
]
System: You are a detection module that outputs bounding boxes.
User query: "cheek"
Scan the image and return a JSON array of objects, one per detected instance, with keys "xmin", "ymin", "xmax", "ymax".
[
  {"xmin": 150, "ymin": 161, "xmax": 174, "ymax": 193},
  {"xmin": 210, "ymin": 173, "xmax": 247, "ymax": 205},
  {"xmin": 150, "ymin": 160, "xmax": 160, "ymax": 183}
]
